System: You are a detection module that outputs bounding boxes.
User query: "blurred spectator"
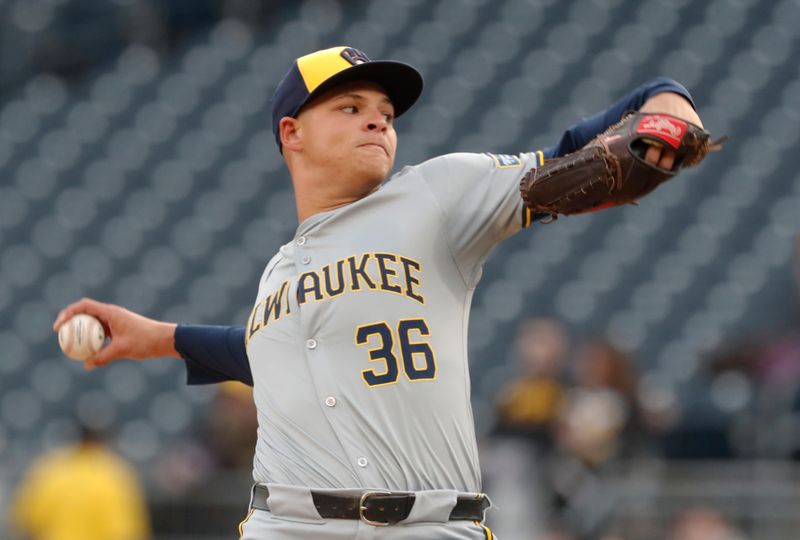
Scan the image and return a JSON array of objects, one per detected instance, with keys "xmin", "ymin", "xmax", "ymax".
[
  {"xmin": 558, "ymin": 339, "xmax": 638, "ymax": 467},
  {"xmin": 757, "ymin": 336, "xmax": 800, "ymax": 386},
  {"xmin": 669, "ymin": 507, "xmax": 747, "ymax": 540},
  {"xmin": 748, "ymin": 236, "xmax": 800, "ymax": 398},
  {"xmin": 8, "ymin": 423, "xmax": 150, "ymax": 540},
  {"xmin": 485, "ymin": 318, "xmax": 570, "ymax": 540},
  {"xmin": 696, "ymin": 237, "xmax": 800, "ymax": 460},
  {"xmin": 756, "ymin": 234, "xmax": 800, "ymax": 370},
  {"xmin": 153, "ymin": 381, "xmax": 257, "ymax": 495},
  {"xmin": 494, "ymin": 318, "xmax": 569, "ymax": 443},
  {"xmin": 203, "ymin": 380, "xmax": 258, "ymax": 469},
  {"xmin": 747, "ymin": 235, "xmax": 800, "ymax": 458},
  {"xmin": 654, "ymin": 377, "xmax": 735, "ymax": 460},
  {"xmin": 549, "ymin": 339, "xmax": 639, "ymax": 538}
]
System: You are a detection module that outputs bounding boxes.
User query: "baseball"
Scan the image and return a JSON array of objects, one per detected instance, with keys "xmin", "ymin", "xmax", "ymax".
[{"xmin": 58, "ymin": 314, "xmax": 106, "ymax": 361}]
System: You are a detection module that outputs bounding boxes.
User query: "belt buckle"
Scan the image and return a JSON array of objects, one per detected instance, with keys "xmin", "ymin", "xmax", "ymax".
[{"xmin": 359, "ymin": 490, "xmax": 392, "ymax": 526}]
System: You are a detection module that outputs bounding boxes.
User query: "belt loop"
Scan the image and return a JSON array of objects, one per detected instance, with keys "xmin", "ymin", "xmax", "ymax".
[
  {"xmin": 477, "ymin": 493, "xmax": 491, "ymax": 523},
  {"xmin": 248, "ymin": 483, "xmax": 258, "ymax": 510},
  {"xmin": 397, "ymin": 489, "xmax": 456, "ymax": 524}
]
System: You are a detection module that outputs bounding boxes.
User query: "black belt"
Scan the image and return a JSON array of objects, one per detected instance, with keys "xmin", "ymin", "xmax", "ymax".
[{"xmin": 250, "ymin": 484, "xmax": 489, "ymax": 526}]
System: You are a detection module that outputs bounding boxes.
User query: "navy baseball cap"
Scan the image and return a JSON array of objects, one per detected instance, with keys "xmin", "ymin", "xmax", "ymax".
[{"xmin": 271, "ymin": 46, "xmax": 423, "ymax": 149}]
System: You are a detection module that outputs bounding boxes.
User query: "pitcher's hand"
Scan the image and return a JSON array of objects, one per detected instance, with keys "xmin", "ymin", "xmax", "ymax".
[{"xmin": 54, "ymin": 298, "xmax": 178, "ymax": 369}]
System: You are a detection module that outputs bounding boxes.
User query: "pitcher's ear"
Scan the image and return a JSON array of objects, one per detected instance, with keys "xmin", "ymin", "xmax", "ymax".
[{"xmin": 280, "ymin": 117, "xmax": 302, "ymax": 152}]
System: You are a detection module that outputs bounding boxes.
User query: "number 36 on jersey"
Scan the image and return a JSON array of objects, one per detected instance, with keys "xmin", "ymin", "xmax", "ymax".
[{"xmin": 356, "ymin": 318, "xmax": 436, "ymax": 387}]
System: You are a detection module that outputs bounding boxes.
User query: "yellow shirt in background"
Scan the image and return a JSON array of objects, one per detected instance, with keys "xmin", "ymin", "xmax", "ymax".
[
  {"xmin": 9, "ymin": 442, "xmax": 150, "ymax": 540},
  {"xmin": 496, "ymin": 377, "xmax": 564, "ymax": 428}
]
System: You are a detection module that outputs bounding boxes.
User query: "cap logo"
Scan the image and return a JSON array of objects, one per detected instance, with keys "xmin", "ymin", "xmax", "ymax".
[{"xmin": 340, "ymin": 47, "xmax": 371, "ymax": 66}]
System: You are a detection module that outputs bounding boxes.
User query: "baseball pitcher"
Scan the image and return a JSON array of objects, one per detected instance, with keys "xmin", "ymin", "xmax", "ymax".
[{"xmin": 54, "ymin": 46, "xmax": 719, "ymax": 539}]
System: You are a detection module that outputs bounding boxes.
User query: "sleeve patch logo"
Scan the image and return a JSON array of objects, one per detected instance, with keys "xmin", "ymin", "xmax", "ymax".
[
  {"xmin": 636, "ymin": 114, "xmax": 687, "ymax": 149},
  {"xmin": 489, "ymin": 153, "xmax": 522, "ymax": 168}
]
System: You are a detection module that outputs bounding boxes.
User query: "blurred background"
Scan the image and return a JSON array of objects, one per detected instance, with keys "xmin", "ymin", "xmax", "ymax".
[{"xmin": 1, "ymin": 0, "xmax": 799, "ymax": 538}]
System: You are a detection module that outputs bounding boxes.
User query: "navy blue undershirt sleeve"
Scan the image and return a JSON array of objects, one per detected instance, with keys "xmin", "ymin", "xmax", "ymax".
[
  {"xmin": 175, "ymin": 324, "xmax": 253, "ymax": 386},
  {"xmin": 542, "ymin": 77, "xmax": 695, "ymax": 159}
]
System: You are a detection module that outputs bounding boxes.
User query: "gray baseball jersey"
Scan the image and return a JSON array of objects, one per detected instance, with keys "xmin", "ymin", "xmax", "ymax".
[{"xmin": 240, "ymin": 150, "xmax": 543, "ymax": 537}]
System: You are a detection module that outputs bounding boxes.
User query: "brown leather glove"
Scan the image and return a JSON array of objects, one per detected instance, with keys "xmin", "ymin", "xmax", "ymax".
[{"xmin": 520, "ymin": 112, "xmax": 723, "ymax": 221}]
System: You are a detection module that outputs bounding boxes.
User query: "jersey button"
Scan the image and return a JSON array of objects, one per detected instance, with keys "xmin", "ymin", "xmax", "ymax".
[
  {"xmin": 301, "ymin": 256, "xmax": 311, "ymax": 265},
  {"xmin": 306, "ymin": 338, "xmax": 317, "ymax": 349},
  {"xmin": 324, "ymin": 396, "xmax": 336, "ymax": 407},
  {"xmin": 296, "ymin": 236, "xmax": 307, "ymax": 246},
  {"xmin": 357, "ymin": 457, "xmax": 368, "ymax": 468}
]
